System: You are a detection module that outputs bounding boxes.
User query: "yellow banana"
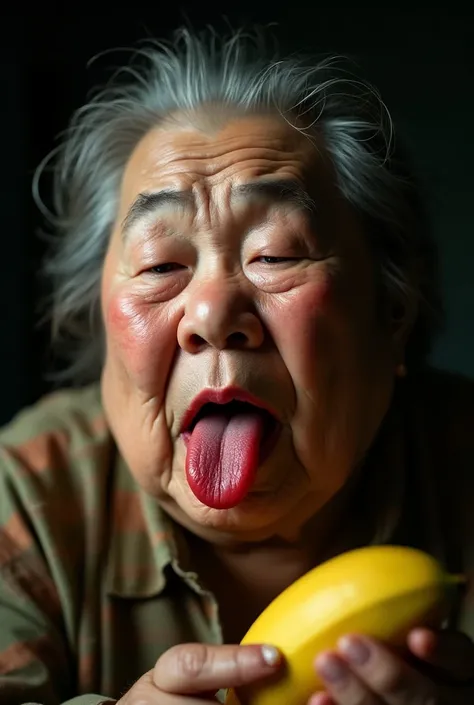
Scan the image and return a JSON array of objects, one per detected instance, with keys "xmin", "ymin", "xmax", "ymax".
[{"xmin": 226, "ymin": 545, "xmax": 463, "ymax": 705}]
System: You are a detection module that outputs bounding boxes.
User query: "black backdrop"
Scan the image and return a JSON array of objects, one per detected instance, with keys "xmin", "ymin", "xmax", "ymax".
[{"xmin": 1, "ymin": 6, "xmax": 473, "ymax": 426}]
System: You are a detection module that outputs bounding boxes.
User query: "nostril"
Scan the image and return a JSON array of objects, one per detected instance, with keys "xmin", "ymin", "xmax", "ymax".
[
  {"xmin": 227, "ymin": 331, "xmax": 248, "ymax": 347},
  {"xmin": 189, "ymin": 333, "xmax": 206, "ymax": 349}
]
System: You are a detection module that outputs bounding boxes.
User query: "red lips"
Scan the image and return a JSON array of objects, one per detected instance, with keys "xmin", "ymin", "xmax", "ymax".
[{"xmin": 180, "ymin": 386, "xmax": 279, "ymax": 436}]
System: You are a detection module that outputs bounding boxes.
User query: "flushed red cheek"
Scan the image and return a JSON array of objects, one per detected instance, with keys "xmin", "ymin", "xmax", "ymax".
[
  {"xmin": 271, "ymin": 277, "xmax": 342, "ymax": 372},
  {"xmin": 283, "ymin": 276, "xmax": 335, "ymax": 328},
  {"xmin": 315, "ymin": 271, "xmax": 336, "ymax": 310},
  {"xmin": 105, "ymin": 292, "xmax": 176, "ymax": 387}
]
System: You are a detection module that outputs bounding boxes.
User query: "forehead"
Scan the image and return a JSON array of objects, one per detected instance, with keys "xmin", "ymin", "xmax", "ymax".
[{"xmin": 118, "ymin": 113, "xmax": 336, "ymax": 213}]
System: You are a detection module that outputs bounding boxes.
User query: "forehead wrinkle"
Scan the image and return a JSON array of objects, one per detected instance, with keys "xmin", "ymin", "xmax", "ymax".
[
  {"xmin": 137, "ymin": 126, "xmax": 312, "ymax": 182},
  {"xmin": 119, "ymin": 116, "xmax": 327, "ymax": 241},
  {"xmin": 190, "ymin": 176, "xmax": 236, "ymax": 229}
]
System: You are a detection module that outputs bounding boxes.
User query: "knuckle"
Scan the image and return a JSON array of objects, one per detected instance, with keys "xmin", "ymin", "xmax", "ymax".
[
  {"xmin": 176, "ymin": 642, "xmax": 209, "ymax": 680},
  {"xmin": 233, "ymin": 648, "xmax": 252, "ymax": 682}
]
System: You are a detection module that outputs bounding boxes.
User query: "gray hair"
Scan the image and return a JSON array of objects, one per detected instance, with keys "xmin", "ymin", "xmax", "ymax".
[{"xmin": 35, "ymin": 26, "xmax": 443, "ymax": 383}]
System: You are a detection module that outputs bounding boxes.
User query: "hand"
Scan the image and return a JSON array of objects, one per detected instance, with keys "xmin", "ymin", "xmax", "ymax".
[
  {"xmin": 116, "ymin": 642, "xmax": 282, "ymax": 704},
  {"xmin": 312, "ymin": 628, "xmax": 474, "ymax": 705}
]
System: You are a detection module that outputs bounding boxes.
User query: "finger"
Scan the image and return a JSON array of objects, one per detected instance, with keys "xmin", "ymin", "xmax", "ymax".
[
  {"xmin": 154, "ymin": 643, "xmax": 282, "ymax": 694},
  {"xmin": 408, "ymin": 628, "xmax": 474, "ymax": 682},
  {"xmin": 121, "ymin": 672, "xmax": 219, "ymax": 705},
  {"xmin": 315, "ymin": 652, "xmax": 380, "ymax": 705},
  {"xmin": 336, "ymin": 635, "xmax": 435, "ymax": 704},
  {"xmin": 308, "ymin": 691, "xmax": 336, "ymax": 705}
]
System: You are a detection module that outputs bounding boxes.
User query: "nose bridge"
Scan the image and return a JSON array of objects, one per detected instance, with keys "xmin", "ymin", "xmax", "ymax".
[
  {"xmin": 179, "ymin": 263, "xmax": 262, "ymax": 351},
  {"xmin": 188, "ymin": 266, "xmax": 243, "ymax": 329}
]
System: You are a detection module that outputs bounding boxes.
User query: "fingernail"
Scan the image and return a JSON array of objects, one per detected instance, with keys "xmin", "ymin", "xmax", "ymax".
[
  {"xmin": 317, "ymin": 654, "xmax": 347, "ymax": 683},
  {"xmin": 339, "ymin": 636, "xmax": 371, "ymax": 666},
  {"xmin": 261, "ymin": 644, "xmax": 281, "ymax": 666}
]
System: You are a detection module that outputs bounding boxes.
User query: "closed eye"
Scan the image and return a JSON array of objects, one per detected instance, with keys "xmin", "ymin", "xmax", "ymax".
[
  {"xmin": 257, "ymin": 256, "xmax": 301, "ymax": 264},
  {"xmin": 148, "ymin": 262, "xmax": 186, "ymax": 274}
]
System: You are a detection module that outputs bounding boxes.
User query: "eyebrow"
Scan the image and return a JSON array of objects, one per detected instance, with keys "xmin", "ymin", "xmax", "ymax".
[
  {"xmin": 121, "ymin": 178, "xmax": 317, "ymax": 238},
  {"xmin": 121, "ymin": 190, "xmax": 194, "ymax": 236},
  {"xmin": 233, "ymin": 178, "xmax": 317, "ymax": 215}
]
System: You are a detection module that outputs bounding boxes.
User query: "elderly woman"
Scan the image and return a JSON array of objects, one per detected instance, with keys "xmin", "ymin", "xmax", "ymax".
[{"xmin": 0, "ymin": 27, "xmax": 473, "ymax": 705}]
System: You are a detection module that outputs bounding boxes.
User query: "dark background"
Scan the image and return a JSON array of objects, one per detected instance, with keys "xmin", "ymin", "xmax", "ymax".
[{"xmin": 1, "ymin": 6, "xmax": 473, "ymax": 426}]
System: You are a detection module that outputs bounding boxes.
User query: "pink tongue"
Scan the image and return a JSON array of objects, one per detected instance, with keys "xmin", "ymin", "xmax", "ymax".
[{"xmin": 185, "ymin": 409, "xmax": 265, "ymax": 509}]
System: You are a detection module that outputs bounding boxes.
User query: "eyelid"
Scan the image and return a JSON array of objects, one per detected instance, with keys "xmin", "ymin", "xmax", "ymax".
[
  {"xmin": 257, "ymin": 255, "xmax": 302, "ymax": 262},
  {"xmin": 147, "ymin": 262, "xmax": 187, "ymax": 274}
]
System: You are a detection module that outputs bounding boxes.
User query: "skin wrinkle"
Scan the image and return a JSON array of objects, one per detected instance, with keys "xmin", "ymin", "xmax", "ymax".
[
  {"xmin": 123, "ymin": 179, "xmax": 318, "ymax": 246},
  {"xmin": 150, "ymin": 124, "xmax": 308, "ymax": 167},
  {"xmin": 100, "ymin": 112, "xmax": 401, "ymax": 548}
]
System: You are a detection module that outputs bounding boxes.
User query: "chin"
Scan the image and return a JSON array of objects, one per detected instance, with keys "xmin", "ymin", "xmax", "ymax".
[{"xmin": 169, "ymin": 481, "xmax": 301, "ymax": 540}]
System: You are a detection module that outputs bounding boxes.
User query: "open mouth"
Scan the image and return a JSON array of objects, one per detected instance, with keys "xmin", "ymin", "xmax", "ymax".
[{"xmin": 183, "ymin": 400, "xmax": 280, "ymax": 463}]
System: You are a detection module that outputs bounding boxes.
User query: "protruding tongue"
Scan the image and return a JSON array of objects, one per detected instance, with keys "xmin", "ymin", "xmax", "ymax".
[{"xmin": 185, "ymin": 406, "xmax": 265, "ymax": 509}]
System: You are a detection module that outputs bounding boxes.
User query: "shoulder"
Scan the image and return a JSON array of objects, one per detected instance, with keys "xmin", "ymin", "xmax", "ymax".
[
  {"xmin": 0, "ymin": 384, "xmax": 109, "ymax": 473},
  {"xmin": 0, "ymin": 386, "xmax": 116, "ymax": 658},
  {"xmin": 0, "ymin": 384, "xmax": 115, "ymax": 599},
  {"xmin": 0, "ymin": 384, "xmax": 114, "ymax": 520},
  {"xmin": 0, "ymin": 384, "xmax": 105, "ymax": 448}
]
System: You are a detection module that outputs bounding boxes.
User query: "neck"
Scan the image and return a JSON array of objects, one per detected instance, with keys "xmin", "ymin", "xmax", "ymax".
[
  {"xmin": 186, "ymin": 465, "xmax": 369, "ymax": 580},
  {"xmin": 173, "ymin": 468, "xmax": 375, "ymax": 643}
]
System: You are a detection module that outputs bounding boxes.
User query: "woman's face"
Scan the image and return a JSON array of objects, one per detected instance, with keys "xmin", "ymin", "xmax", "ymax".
[{"xmin": 101, "ymin": 113, "xmax": 400, "ymax": 542}]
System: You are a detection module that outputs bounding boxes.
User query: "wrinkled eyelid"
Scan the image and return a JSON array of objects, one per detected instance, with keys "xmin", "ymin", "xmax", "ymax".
[
  {"xmin": 258, "ymin": 256, "xmax": 300, "ymax": 262},
  {"xmin": 148, "ymin": 262, "xmax": 187, "ymax": 274}
]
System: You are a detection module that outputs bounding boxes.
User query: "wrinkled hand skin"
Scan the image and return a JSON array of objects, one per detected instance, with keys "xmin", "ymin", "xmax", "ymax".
[{"xmin": 311, "ymin": 628, "xmax": 474, "ymax": 705}]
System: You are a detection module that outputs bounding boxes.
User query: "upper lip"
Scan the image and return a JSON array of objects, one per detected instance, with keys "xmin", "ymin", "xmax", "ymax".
[{"xmin": 180, "ymin": 386, "xmax": 279, "ymax": 435}]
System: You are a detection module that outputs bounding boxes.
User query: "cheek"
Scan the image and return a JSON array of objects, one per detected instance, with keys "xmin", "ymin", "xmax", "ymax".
[
  {"xmin": 105, "ymin": 291, "xmax": 177, "ymax": 387},
  {"xmin": 267, "ymin": 270, "xmax": 376, "ymax": 387},
  {"xmin": 268, "ymin": 275, "xmax": 335, "ymax": 350},
  {"xmin": 311, "ymin": 271, "xmax": 334, "ymax": 309}
]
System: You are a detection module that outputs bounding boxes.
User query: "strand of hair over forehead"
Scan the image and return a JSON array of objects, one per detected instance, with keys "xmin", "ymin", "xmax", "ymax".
[{"xmin": 34, "ymin": 26, "xmax": 439, "ymax": 384}]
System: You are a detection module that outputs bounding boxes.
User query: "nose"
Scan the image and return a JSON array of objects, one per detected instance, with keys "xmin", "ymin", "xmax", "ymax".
[{"xmin": 177, "ymin": 277, "xmax": 264, "ymax": 353}]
